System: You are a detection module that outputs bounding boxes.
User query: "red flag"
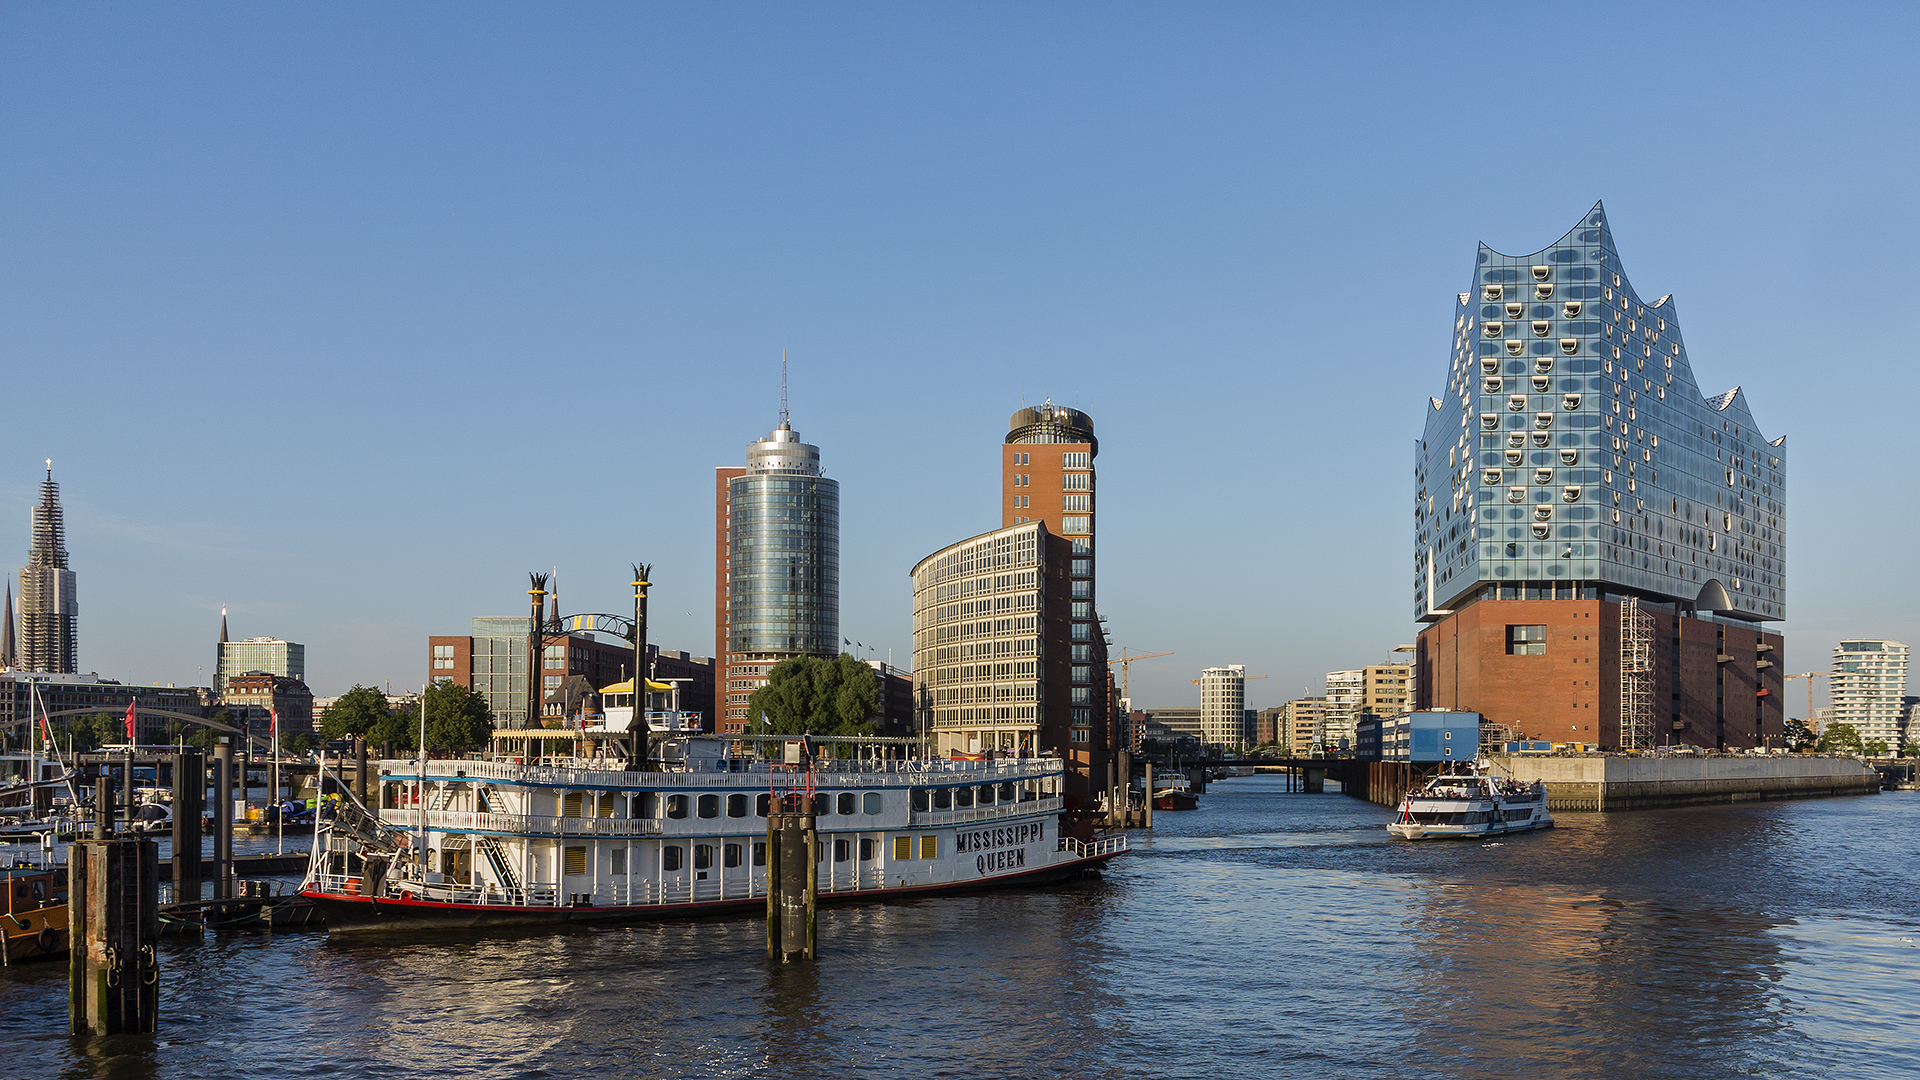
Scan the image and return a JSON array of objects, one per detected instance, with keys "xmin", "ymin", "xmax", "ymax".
[
  {"xmin": 41, "ymin": 714, "xmax": 53, "ymax": 742},
  {"xmin": 125, "ymin": 699, "xmax": 137, "ymax": 741},
  {"xmin": 270, "ymin": 706, "xmax": 279, "ymax": 739}
]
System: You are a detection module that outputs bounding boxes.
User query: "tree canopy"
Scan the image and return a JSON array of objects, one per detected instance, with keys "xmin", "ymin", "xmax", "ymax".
[
  {"xmin": 368, "ymin": 682, "xmax": 496, "ymax": 752},
  {"xmin": 1782, "ymin": 719, "xmax": 1816, "ymax": 753},
  {"xmin": 319, "ymin": 685, "xmax": 392, "ymax": 740},
  {"xmin": 747, "ymin": 654, "xmax": 880, "ymax": 738},
  {"xmin": 1816, "ymin": 722, "xmax": 1863, "ymax": 755}
]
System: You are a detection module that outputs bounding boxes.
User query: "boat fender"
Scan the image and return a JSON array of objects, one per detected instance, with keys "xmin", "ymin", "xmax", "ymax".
[{"xmin": 36, "ymin": 925, "xmax": 59, "ymax": 952}]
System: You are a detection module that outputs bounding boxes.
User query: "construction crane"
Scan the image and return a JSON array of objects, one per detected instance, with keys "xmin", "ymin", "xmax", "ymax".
[
  {"xmin": 1784, "ymin": 671, "xmax": 1826, "ymax": 727},
  {"xmin": 1106, "ymin": 649, "xmax": 1173, "ymax": 704}
]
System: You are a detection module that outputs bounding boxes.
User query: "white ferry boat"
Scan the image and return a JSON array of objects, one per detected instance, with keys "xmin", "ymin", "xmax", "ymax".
[
  {"xmin": 300, "ymin": 727, "xmax": 1127, "ymax": 935},
  {"xmin": 1386, "ymin": 768, "xmax": 1553, "ymax": 840}
]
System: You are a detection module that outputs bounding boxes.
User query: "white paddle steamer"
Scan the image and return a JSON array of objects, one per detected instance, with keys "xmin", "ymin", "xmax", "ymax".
[{"xmin": 300, "ymin": 722, "xmax": 1126, "ymax": 935}]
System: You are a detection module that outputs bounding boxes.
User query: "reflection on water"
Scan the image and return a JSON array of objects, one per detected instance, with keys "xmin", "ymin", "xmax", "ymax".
[{"xmin": 4, "ymin": 782, "xmax": 1915, "ymax": 1079}]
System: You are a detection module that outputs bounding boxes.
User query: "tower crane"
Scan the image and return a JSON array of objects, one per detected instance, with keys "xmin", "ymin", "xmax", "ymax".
[
  {"xmin": 1784, "ymin": 671, "xmax": 1826, "ymax": 727},
  {"xmin": 1106, "ymin": 649, "xmax": 1173, "ymax": 704}
]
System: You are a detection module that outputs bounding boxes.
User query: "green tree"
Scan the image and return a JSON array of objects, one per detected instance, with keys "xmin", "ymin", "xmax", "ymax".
[
  {"xmin": 423, "ymin": 680, "xmax": 494, "ymax": 752},
  {"xmin": 320, "ymin": 684, "xmax": 391, "ymax": 740},
  {"xmin": 1782, "ymin": 719, "xmax": 1817, "ymax": 753},
  {"xmin": 1861, "ymin": 738, "xmax": 1889, "ymax": 757},
  {"xmin": 747, "ymin": 654, "xmax": 880, "ymax": 738},
  {"xmin": 367, "ymin": 708, "xmax": 417, "ymax": 752},
  {"xmin": 281, "ymin": 732, "xmax": 318, "ymax": 757},
  {"xmin": 1816, "ymin": 722, "xmax": 1863, "ymax": 755},
  {"xmin": 1902, "ymin": 740, "xmax": 1919, "ymax": 758}
]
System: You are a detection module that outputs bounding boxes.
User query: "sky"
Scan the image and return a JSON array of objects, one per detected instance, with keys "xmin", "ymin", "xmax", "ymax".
[{"xmin": 3, "ymin": 5, "xmax": 1915, "ymax": 713}]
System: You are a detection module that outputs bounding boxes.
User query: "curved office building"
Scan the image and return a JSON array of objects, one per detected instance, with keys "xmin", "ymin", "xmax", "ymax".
[
  {"xmin": 1414, "ymin": 203, "xmax": 1786, "ymax": 750},
  {"xmin": 723, "ymin": 421, "xmax": 839, "ymax": 726}
]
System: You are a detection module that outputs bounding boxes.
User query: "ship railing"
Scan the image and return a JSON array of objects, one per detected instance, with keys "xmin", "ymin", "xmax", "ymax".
[
  {"xmin": 386, "ymin": 810, "xmax": 665, "ymax": 837},
  {"xmin": 394, "ymin": 755, "xmax": 1064, "ymax": 788},
  {"xmin": 910, "ymin": 796, "xmax": 1063, "ymax": 828},
  {"xmin": 1058, "ymin": 833, "xmax": 1130, "ymax": 859}
]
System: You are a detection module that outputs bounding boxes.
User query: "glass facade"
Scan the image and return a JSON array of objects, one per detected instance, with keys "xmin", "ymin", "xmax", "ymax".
[
  {"xmin": 470, "ymin": 617, "xmax": 529, "ymax": 729},
  {"xmin": 1415, "ymin": 202, "xmax": 1785, "ymax": 623},
  {"xmin": 215, "ymin": 637, "xmax": 305, "ymax": 698},
  {"xmin": 725, "ymin": 421, "xmax": 839, "ymax": 723}
]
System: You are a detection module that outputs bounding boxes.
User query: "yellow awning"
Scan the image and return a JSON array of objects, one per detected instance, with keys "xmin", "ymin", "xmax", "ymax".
[{"xmin": 600, "ymin": 679, "xmax": 675, "ymax": 694}]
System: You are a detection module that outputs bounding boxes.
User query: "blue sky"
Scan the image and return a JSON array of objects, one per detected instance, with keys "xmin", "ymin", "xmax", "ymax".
[{"xmin": 3, "ymin": 5, "xmax": 1914, "ymax": 712}]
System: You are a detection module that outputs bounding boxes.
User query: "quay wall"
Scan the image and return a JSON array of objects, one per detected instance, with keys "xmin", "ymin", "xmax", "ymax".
[{"xmin": 1493, "ymin": 755, "xmax": 1882, "ymax": 811}]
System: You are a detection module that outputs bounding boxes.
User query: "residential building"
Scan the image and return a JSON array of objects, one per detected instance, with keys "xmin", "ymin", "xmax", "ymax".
[
  {"xmin": 1137, "ymin": 707, "xmax": 1202, "ymax": 742},
  {"xmin": 221, "ymin": 672, "xmax": 316, "ymax": 738},
  {"xmin": 1323, "ymin": 670, "xmax": 1363, "ymax": 750},
  {"xmin": 1199, "ymin": 665, "xmax": 1247, "ymax": 749},
  {"xmin": 1002, "ymin": 402, "xmax": 1111, "ymax": 780},
  {"xmin": 1283, "ymin": 697, "xmax": 1328, "ymax": 753},
  {"xmin": 1413, "ymin": 203, "xmax": 1785, "ymax": 749},
  {"xmin": 1364, "ymin": 661, "xmax": 1412, "ymax": 720},
  {"xmin": 1254, "ymin": 706, "xmax": 1286, "ymax": 748},
  {"xmin": 867, "ymin": 659, "xmax": 916, "ymax": 739},
  {"xmin": 18, "ymin": 464, "xmax": 78, "ymax": 674},
  {"xmin": 1828, "ymin": 640, "xmax": 1909, "ymax": 750},
  {"xmin": 716, "ymin": 418, "xmax": 840, "ymax": 732},
  {"xmin": 215, "ymin": 620, "xmax": 305, "ymax": 698}
]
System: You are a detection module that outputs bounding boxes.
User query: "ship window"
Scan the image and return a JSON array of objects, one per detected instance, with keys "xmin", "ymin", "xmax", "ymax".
[
  {"xmin": 919, "ymin": 835, "xmax": 939, "ymax": 859},
  {"xmin": 724, "ymin": 843, "xmax": 742, "ymax": 868},
  {"xmin": 999, "ymin": 783, "xmax": 1016, "ymax": 802},
  {"xmin": 598, "ymin": 794, "xmax": 619, "ymax": 818},
  {"xmin": 610, "ymin": 848, "xmax": 627, "ymax": 876},
  {"xmin": 635, "ymin": 792, "xmax": 656, "ymax": 818},
  {"xmin": 563, "ymin": 846, "xmax": 587, "ymax": 876},
  {"xmin": 911, "ymin": 788, "xmax": 930, "ymax": 811},
  {"xmin": 753, "ymin": 842, "xmax": 767, "ymax": 867},
  {"xmin": 812, "ymin": 794, "xmax": 831, "ymax": 817},
  {"xmin": 755, "ymin": 793, "xmax": 771, "ymax": 817},
  {"xmin": 860, "ymin": 838, "xmax": 876, "ymax": 861},
  {"xmin": 863, "ymin": 792, "xmax": 882, "ymax": 814},
  {"xmin": 1507, "ymin": 625, "xmax": 1547, "ymax": 655},
  {"xmin": 933, "ymin": 788, "xmax": 952, "ymax": 810},
  {"xmin": 694, "ymin": 844, "xmax": 713, "ymax": 871},
  {"xmin": 834, "ymin": 839, "xmax": 851, "ymax": 863},
  {"xmin": 727, "ymin": 793, "xmax": 748, "ymax": 818},
  {"xmin": 697, "ymin": 794, "xmax": 719, "ymax": 819},
  {"xmin": 663, "ymin": 845, "xmax": 684, "ymax": 872},
  {"xmin": 978, "ymin": 785, "xmax": 995, "ymax": 805},
  {"xmin": 955, "ymin": 786, "xmax": 974, "ymax": 808},
  {"xmin": 666, "ymin": 794, "xmax": 688, "ymax": 819},
  {"xmin": 837, "ymin": 792, "xmax": 856, "ymax": 816},
  {"xmin": 562, "ymin": 792, "xmax": 584, "ymax": 818},
  {"xmin": 894, "ymin": 836, "xmax": 913, "ymax": 861}
]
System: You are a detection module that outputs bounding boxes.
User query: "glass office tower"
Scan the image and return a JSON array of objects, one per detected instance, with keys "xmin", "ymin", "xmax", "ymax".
[{"xmin": 723, "ymin": 420, "xmax": 840, "ymax": 727}]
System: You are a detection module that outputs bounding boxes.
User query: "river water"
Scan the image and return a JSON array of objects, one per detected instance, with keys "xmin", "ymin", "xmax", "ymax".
[{"xmin": 5, "ymin": 776, "xmax": 1916, "ymax": 1080}]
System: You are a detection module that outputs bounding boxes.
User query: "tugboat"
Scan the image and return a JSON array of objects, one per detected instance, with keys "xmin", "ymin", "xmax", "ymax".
[
  {"xmin": 1387, "ymin": 766, "xmax": 1552, "ymax": 840},
  {"xmin": 3, "ymin": 856, "xmax": 69, "ymax": 963}
]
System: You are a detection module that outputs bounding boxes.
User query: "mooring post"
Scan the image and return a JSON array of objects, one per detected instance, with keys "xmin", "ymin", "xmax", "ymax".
[
  {"xmin": 170, "ymin": 751, "xmax": 204, "ymax": 912},
  {"xmin": 212, "ymin": 742, "xmax": 234, "ymax": 900},
  {"xmin": 355, "ymin": 737, "xmax": 370, "ymax": 805},
  {"xmin": 766, "ymin": 800, "xmax": 817, "ymax": 962},
  {"xmin": 69, "ymin": 838, "xmax": 159, "ymax": 1036},
  {"xmin": 1143, "ymin": 761, "xmax": 1153, "ymax": 829},
  {"xmin": 92, "ymin": 777, "xmax": 113, "ymax": 840}
]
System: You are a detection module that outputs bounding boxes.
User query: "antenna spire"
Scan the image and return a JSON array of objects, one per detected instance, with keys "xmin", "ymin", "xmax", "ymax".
[{"xmin": 780, "ymin": 349, "xmax": 789, "ymax": 424}]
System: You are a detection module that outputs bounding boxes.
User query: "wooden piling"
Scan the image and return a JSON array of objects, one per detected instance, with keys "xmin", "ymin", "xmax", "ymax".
[
  {"xmin": 170, "ymin": 752, "xmax": 204, "ymax": 923},
  {"xmin": 211, "ymin": 744, "xmax": 234, "ymax": 900},
  {"xmin": 766, "ymin": 806, "xmax": 817, "ymax": 962},
  {"xmin": 68, "ymin": 839, "xmax": 159, "ymax": 1036}
]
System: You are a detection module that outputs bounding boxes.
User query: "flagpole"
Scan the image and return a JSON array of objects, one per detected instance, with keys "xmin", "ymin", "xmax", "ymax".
[
  {"xmin": 418, "ymin": 684, "xmax": 428, "ymax": 879},
  {"xmin": 272, "ymin": 706, "xmax": 282, "ymax": 855}
]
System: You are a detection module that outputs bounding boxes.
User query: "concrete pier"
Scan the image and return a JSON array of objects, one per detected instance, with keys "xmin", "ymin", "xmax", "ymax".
[
  {"xmin": 69, "ymin": 839, "xmax": 160, "ymax": 1036},
  {"xmin": 1496, "ymin": 754, "xmax": 1883, "ymax": 811},
  {"xmin": 766, "ymin": 807, "xmax": 816, "ymax": 962}
]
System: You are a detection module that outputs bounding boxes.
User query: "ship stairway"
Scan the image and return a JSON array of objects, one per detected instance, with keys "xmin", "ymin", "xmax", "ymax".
[{"xmin": 477, "ymin": 836, "xmax": 521, "ymax": 894}]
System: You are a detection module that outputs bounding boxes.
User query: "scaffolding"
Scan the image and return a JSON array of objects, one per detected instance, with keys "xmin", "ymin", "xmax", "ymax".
[{"xmin": 1620, "ymin": 596, "xmax": 1655, "ymax": 750}]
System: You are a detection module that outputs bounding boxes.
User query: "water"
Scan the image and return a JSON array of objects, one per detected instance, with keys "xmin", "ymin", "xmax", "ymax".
[{"xmin": 5, "ymin": 777, "xmax": 1916, "ymax": 1080}]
